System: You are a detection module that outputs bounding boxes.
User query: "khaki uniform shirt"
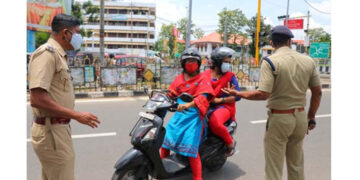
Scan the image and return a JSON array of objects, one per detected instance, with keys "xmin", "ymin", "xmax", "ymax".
[
  {"xmin": 258, "ymin": 46, "xmax": 321, "ymax": 110},
  {"xmin": 29, "ymin": 38, "xmax": 75, "ymax": 117}
]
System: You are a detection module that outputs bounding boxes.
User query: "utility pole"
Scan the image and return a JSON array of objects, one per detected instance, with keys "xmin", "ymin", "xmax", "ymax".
[
  {"xmin": 224, "ymin": 18, "xmax": 228, "ymax": 47},
  {"xmin": 306, "ymin": 10, "xmax": 310, "ymax": 54},
  {"xmin": 99, "ymin": 0, "xmax": 105, "ymax": 66},
  {"xmin": 285, "ymin": 0, "xmax": 290, "ymax": 27},
  {"xmin": 186, "ymin": 0, "xmax": 192, "ymax": 48},
  {"xmin": 255, "ymin": 0, "xmax": 261, "ymax": 66}
]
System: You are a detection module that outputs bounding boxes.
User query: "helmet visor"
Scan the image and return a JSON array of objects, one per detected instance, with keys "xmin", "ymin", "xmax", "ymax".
[{"xmin": 181, "ymin": 55, "xmax": 201, "ymax": 60}]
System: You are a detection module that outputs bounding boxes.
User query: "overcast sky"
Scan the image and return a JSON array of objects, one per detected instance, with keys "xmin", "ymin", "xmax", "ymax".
[{"xmin": 75, "ymin": 0, "xmax": 331, "ymax": 40}]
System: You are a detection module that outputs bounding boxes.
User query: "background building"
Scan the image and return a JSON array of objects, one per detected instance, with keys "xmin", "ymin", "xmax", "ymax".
[
  {"xmin": 82, "ymin": 0, "xmax": 156, "ymax": 57},
  {"xmin": 190, "ymin": 32, "xmax": 250, "ymax": 58}
]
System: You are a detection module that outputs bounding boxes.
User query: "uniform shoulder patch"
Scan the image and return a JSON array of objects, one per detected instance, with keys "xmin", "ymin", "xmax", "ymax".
[{"xmin": 45, "ymin": 45, "xmax": 55, "ymax": 53}]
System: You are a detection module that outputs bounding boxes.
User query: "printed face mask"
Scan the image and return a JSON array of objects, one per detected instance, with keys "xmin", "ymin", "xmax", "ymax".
[{"xmin": 185, "ymin": 62, "xmax": 199, "ymax": 74}]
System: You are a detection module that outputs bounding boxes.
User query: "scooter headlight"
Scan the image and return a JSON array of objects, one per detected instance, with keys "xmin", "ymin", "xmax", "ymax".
[{"xmin": 143, "ymin": 127, "xmax": 157, "ymax": 140}]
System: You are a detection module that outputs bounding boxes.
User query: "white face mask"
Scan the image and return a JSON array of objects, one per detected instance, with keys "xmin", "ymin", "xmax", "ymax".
[
  {"xmin": 70, "ymin": 33, "xmax": 83, "ymax": 50},
  {"xmin": 221, "ymin": 62, "xmax": 231, "ymax": 73}
]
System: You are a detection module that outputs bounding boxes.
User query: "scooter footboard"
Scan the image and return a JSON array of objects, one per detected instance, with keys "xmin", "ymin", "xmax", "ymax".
[{"xmin": 114, "ymin": 148, "xmax": 146, "ymax": 170}]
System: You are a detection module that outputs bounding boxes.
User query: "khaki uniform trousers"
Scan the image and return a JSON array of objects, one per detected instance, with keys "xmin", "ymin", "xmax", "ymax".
[
  {"xmin": 264, "ymin": 109, "xmax": 308, "ymax": 180},
  {"xmin": 31, "ymin": 118, "xmax": 75, "ymax": 180}
]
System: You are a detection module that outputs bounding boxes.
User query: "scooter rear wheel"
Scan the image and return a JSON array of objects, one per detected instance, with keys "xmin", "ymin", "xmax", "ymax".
[{"xmin": 111, "ymin": 168, "xmax": 149, "ymax": 180}]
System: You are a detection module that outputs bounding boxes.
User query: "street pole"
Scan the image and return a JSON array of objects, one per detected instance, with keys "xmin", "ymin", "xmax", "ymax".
[
  {"xmin": 100, "ymin": 0, "xmax": 105, "ymax": 66},
  {"xmin": 92, "ymin": 32, "xmax": 94, "ymax": 52},
  {"xmin": 186, "ymin": 0, "xmax": 192, "ymax": 48},
  {"xmin": 306, "ymin": 10, "xmax": 310, "ymax": 54},
  {"xmin": 255, "ymin": 0, "xmax": 261, "ymax": 66},
  {"xmin": 285, "ymin": 0, "xmax": 290, "ymax": 27},
  {"xmin": 224, "ymin": 18, "xmax": 228, "ymax": 47}
]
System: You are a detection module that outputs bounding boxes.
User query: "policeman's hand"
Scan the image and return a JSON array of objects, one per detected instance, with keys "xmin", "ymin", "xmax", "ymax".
[
  {"xmin": 308, "ymin": 119, "xmax": 316, "ymax": 131},
  {"xmin": 177, "ymin": 103, "xmax": 191, "ymax": 112},
  {"xmin": 221, "ymin": 87, "xmax": 238, "ymax": 96},
  {"xmin": 75, "ymin": 112, "xmax": 101, "ymax": 128},
  {"xmin": 221, "ymin": 83, "xmax": 238, "ymax": 96}
]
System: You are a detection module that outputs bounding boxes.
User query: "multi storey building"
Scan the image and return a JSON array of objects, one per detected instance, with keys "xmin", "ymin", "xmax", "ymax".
[{"xmin": 81, "ymin": 0, "xmax": 156, "ymax": 57}]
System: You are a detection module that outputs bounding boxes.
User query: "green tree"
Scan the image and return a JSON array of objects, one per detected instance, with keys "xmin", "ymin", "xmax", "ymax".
[
  {"xmin": 246, "ymin": 14, "xmax": 272, "ymax": 58},
  {"xmin": 82, "ymin": 1, "xmax": 99, "ymax": 23},
  {"xmin": 35, "ymin": 31, "xmax": 50, "ymax": 48},
  {"xmin": 193, "ymin": 28, "xmax": 204, "ymax": 39},
  {"xmin": 308, "ymin": 27, "xmax": 331, "ymax": 42},
  {"xmin": 158, "ymin": 24, "xmax": 175, "ymax": 58},
  {"xmin": 176, "ymin": 18, "xmax": 195, "ymax": 40},
  {"xmin": 155, "ymin": 24, "xmax": 186, "ymax": 58},
  {"xmin": 71, "ymin": 1, "xmax": 83, "ymax": 24},
  {"xmin": 217, "ymin": 8, "xmax": 248, "ymax": 47}
]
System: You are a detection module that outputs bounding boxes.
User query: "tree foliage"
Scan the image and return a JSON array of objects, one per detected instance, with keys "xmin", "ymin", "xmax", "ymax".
[
  {"xmin": 154, "ymin": 24, "xmax": 186, "ymax": 58},
  {"xmin": 193, "ymin": 28, "xmax": 204, "ymax": 39},
  {"xmin": 82, "ymin": 1, "xmax": 99, "ymax": 23},
  {"xmin": 308, "ymin": 28, "xmax": 331, "ymax": 43},
  {"xmin": 246, "ymin": 14, "xmax": 272, "ymax": 57},
  {"xmin": 176, "ymin": 18, "xmax": 195, "ymax": 40},
  {"xmin": 71, "ymin": 2, "xmax": 83, "ymax": 24},
  {"xmin": 217, "ymin": 8, "xmax": 248, "ymax": 46},
  {"xmin": 35, "ymin": 31, "xmax": 50, "ymax": 48}
]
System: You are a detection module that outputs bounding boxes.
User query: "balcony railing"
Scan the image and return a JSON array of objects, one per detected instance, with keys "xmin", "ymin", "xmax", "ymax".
[
  {"xmin": 91, "ymin": 1, "xmax": 156, "ymax": 8},
  {"xmin": 83, "ymin": 47, "xmax": 148, "ymax": 56},
  {"xmin": 81, "ymin": 25, "xmax": 155, "ymax": 32},
  {"xmin": 83, "ymin": 37, "xmax": 155, "ymax": 44}
]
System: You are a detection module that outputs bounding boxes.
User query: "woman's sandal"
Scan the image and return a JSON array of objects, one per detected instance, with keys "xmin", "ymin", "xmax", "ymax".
[{"xmin": 225, "ymin": 141, "xmax": 236, "ymax": 157}]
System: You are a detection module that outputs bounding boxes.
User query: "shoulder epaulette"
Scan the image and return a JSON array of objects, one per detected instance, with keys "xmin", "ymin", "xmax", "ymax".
[{"xmin": 45, "ymin": 44, "xmax": 55, "ymax": 53}]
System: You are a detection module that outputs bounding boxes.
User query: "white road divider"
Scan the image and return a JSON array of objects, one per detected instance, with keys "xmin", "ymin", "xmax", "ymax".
[
  {"xmin": 250, "ymin": 114, "xmax": 331, "ymax": 124},
  {"xmin": 27, "ymin": 132, "xmax": 117, "ymax": 142}
]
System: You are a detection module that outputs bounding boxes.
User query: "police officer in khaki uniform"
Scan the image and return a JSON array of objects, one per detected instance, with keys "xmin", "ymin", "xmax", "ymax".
[
  {"xmin": 222, "ymin": 25, "xmax": 322, "ymax": 180},
  {"xmin": 29, "ymin": 14, "xmax": 101, "ymax": 180}
]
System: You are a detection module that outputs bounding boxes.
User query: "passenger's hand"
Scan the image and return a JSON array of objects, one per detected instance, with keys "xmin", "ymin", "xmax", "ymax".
[
  {"xmin": 212, "ymin": 98, "xmax": 223, "ymax": 104},
  {"xmin": 75, "ymin": 112, "xmax": 101, "ymax": 128},
  {"xmin": 177, "ymin": 103, "xmax": 191, "ymax": 112}
]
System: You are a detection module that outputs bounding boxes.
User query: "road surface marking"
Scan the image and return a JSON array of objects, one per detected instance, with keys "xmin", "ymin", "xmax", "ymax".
[
  {"xmin": 27, "ymin": 132, "xmax": 117, "ymax": 142},
  {"xmin": 250, "ymin": 114, "xmax": 331, "ymax": 124}
]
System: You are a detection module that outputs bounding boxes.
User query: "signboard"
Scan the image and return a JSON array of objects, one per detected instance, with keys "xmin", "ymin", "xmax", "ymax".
[
  {"xmin": 310, "ymin": 42, "xmax": 330, "ymax": 58},
  {"xmin": 236, "ymin": 70, "xmax": 245, "ymax": 80},
  {"xmin": 27, "ymin": 30, "xmax": 36, "ymax": 53},
  {"xmin": 84, "ymin": 66, "xmax": 95, "ymax": 82},
  {"xmin": 160, "ymin": 67, "xmax": 181, "ymax": 84},
  {"xmin": 111, "ymin": 14, "xmax": 127, "ymax": 21},
  {"xmin": 304, "ymin": 35, "xmax": 310, "ymax": 47},
  {"xmin": 101, "ymin": 68, "xmax": 136, "ymax": 86},
  {"xmin": 27, "ymin": 0, "xmax": 72, "ymax": 32},
  {"xmin": 70, "ymin": 68, "xmax": 85, "ymax": 86},
  {"xmin": 172, "ymin": 27, "xmax": 180, "ymax": 37},
  {"xmin": 284, "ymin": 19, "xmax": 304, "ymax": 29},
  {"xmin": 249, "ymin": 67, "xmax": 260, "ymax": 82},
  {"xmin": 143, "ymin": 69, "xmax": 154, "ymax": 81}
]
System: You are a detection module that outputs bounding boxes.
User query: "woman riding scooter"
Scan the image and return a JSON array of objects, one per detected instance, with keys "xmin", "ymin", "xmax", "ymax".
[
  {"xmin": 203, "ymin": 47, "xmax": 241, "ymax": 157},
  {"xmin": 160, "ymin": 48, "xmax": 214, "ymax": 180}
]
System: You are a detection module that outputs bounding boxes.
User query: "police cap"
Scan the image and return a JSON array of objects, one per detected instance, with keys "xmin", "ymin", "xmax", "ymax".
[{"xmin": 271, "ymin": 25, "xmax": 294, "ymax": 38}]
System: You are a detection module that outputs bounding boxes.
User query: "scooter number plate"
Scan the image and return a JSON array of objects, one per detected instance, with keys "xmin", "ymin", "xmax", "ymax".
[{"xmin": 139, "ymin": 112, "xmax": 155, "ymax": 120}]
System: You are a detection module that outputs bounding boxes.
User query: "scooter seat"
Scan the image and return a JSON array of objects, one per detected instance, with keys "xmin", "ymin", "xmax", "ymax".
[{"xmin": 162, "ymin": 154, "xmax": 187, "ymax": 173}]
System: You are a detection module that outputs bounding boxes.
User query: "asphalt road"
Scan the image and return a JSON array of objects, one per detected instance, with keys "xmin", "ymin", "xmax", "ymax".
[{"xmin": 27, "ymin": 90, "xmax": 331, "ymax": 180}]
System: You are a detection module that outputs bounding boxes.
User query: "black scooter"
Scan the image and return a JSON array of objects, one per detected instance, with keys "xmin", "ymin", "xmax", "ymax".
[{"xmin": 111, "ymin": 90, "xmax": 237, "ymax": 180}]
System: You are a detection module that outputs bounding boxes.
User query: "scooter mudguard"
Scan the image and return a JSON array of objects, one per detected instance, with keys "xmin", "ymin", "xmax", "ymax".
[{"xmin": 114, "ymin": 148, "xmax": 146, "ymax": 170}]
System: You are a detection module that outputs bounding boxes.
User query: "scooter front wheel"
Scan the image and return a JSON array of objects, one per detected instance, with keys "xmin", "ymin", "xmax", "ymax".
[{"xmin": 111, "ymin": 167, "xmax": 149, "ymax": 180}]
